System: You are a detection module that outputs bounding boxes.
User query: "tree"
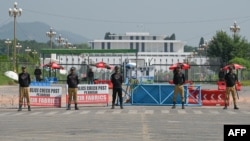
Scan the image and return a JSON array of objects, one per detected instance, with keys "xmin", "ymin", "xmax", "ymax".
[
  {"xmin": 207, "ymin": 30, "xmax": 250, "ymax": 68},
  {"xmin": 199, "ymin": 37, "xmax": 205, "ymax": 47},
  {"xmin": 104, "ymin": 32, "xmax": 111, "ymax": 40}
]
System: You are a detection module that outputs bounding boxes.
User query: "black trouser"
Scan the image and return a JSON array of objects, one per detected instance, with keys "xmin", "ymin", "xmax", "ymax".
[{"xmin": 112, "ymin": 88, "xmax": 123, "ymax": 105}]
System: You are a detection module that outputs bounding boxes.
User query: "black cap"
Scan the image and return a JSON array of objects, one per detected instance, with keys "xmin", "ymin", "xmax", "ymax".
[{"xmin": 70, "ymin": 67, "xmax": 75, "ymax": 71}]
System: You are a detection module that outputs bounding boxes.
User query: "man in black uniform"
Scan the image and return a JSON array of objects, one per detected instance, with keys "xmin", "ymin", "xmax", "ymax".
[
  {"xmin": 67, "ymin": 67, "xmax": 80, "ymax": 110},
  {"xmin": 87, "ymin": 68, "xmax": 94, "ymax": 84},
  {"xmin": 18, "ymin": 66, "xmax": 31, "ymax": 111},
  {"xmin": 110, "ymin": 66, "xmax": 123, "ymax": 109},
  {"xmin": 223, "ymin": 66, "xmax": 239, "ymax": 110},
  {"xmin": 34, "ymin": 66, "xmax": 42, "ymax": 82},
  {"xmin": 172, "ymin": 65, "xmax": 185, "ymax": 109}
]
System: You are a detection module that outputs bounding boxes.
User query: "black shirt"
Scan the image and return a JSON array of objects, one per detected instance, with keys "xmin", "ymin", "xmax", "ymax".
[
  {"xmin": 34, "ymin": 69, "xmax": 42, "ymax": 75},
  {"xmin": 111, "ymin": 72, "xmax": 123, "ymax": 88},
  {"xmin": 224, "ymin": 72, "xmax": 238, "ymax": 87},
  {"xmin": 67, "ymin": 73, "xmax": 79, "ymax": 88},
  {"xmin": 173, "ymin": 72, "xmax": 185, "ymax": 85},
  {"xmin": 18, "ymin": 72, "xmax": 31, "ymax": 87}
]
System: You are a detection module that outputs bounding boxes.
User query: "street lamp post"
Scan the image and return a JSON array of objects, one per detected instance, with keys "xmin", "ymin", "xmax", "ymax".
[
  {"xmin": 9, "ymin": 2, "xmax": 22, "ymax": 72},
  {"xmin": 16, "ymin": 43, "xmax": 22, "ymax": 55},
  {"xmin": 230, "ymin": 21, "xmax": 240, "ymax": 39},
  {"xmin": 15, "ymin": 43, "xmax": 22, "ymax": 72},
  {"xmin": 32, "ymin": 50, "xmax": 37, "ymax": 60},
  {"xmin": 5, "ymin": 38, "xmax": 12, "ymax": 60},
  {"xmin": 25, "ymin": 47, "xmax": 31, "ymax": 65},
  {"xmin": 46, "ymin": 27, "xmax": 56, "ymax": 49},
  {"xmin": 63, "ymin": 39, "xmax": 72, "ymax": 48},
  {"xmin": 55, "ymin": 34, "xmax": 65, "ymax": 47}
]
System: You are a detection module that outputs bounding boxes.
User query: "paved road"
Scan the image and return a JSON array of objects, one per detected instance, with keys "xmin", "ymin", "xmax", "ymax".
[
  {"xmin": 1, "ymin": 105, "xmax": 250, "ymax": 141},
  {"xmin": 0, "ymin": 84, "xmax": 249, "ymax": 141}
]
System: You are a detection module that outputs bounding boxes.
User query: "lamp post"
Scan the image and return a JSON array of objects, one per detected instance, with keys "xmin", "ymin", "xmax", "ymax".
[
  {"xmin": 5, "ymin": 38, "xmax": 12, "ymax": 60},
  {"xmin": 32, "ymin": 50, "xmax": 37, "ymax": 60},
  {"xmin": 25, "ymin": 47, "xmax": 31, "ymax": 64},
  {"xmin": 25, "ymin": 46, "xmax": 31, "ymax": 53},
  {"xmin": 16, "ymin": 43, "xmax": 22, "ymax": 55},
  {"xmin": 9, "ymin": 2, "xmax": 22, "ymax": 72},
  {"xmin": 63, "ymin": 39, "xmax": 72, "ymax": 48},
  {"xmin": 46, "ymin": 27, "xmax": 56, "ymax": 49},
  {"xmin": 15, "ymin": 43, "xmax": 22, "ymax": 72},
  {"xmin": 55, "ymin": 34, "xmax": 65, "ymax": 47},
  {"xmin": 230, "ymin": 21, "xmax": 240, "ymax": 39}
]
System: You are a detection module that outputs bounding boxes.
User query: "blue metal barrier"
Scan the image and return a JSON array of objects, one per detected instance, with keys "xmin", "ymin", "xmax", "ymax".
[{"xmin": 131, "ymin": 84, "xmax": 202, "ymax": 106}]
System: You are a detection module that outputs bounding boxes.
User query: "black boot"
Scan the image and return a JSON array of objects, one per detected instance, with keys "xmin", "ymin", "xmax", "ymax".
[
  {"xmin": 66, "ymin": 104, "xmax": 71, "ymax": 110},
  {"xmin": 111, "ymin": 103, "xmax": 115, "ymax": 109},
  {"xmin": 172, "ymin": 102, "xmax": 176, "ymax": 109},
  {"xmin": 28, "ymin": 105, "xmax": 31, "ymax": 111},
  {"xmin": 223, "ymin": 104, "xmax": 227, "ymax": 110},
  {"xmin": 234, "ymin": 105, "xmax": 239, "ymax": 110},
  {"xmin": 75, "ymin": 104, "xmax": 79, "ymax": 110},
  {"xmin": 182, "ymin": 102, "xmax": 185, "ymax": 109},
  {"xmin": 120, "ymin": 104, "xmax": 123, "ymax": 109},
  {"xmin": 17, "ymin": 105, "xmax": 22, "ymax": 111}
]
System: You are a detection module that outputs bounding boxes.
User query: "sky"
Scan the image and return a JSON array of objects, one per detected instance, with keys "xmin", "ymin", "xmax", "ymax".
[{"xmin": 1, "ymin": 0, "xmax": 250, "ymax": 46}]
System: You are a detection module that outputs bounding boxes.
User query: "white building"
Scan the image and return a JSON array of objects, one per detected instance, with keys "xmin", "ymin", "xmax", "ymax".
[
  {"xmin": 50, "ymin": 32, "xmax": 207, "ymax": 80},
  {"xmin": 88, "ymin": 32, "xmax": 197, "ymax": 68}
]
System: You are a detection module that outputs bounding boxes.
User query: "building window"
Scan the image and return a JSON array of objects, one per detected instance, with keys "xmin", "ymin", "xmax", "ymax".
[
  {"xmin": 107, "ymin": 42, "xmax": 110, "ymax": 49},
  {"xmin": 170, "ymin": 43, "xmax": 173, "ymax": 52},
  {"xmin": 164, "ymin": 43, "xmax": 168, "ymax": 52},
  {"xmin": 136, "ymin": 36, "xmax": 139, "ymax": 40},
  {"xmin": 92, "ymin": 42, "xmax": 94, "ymax": 49},
  {"xmin": 141, "ymin": 43, "xmax": 145, "ymax": 52},
  {"xmin": 130, "ymin": 42, "xmax": 133, "ymax": 50},
  {"xmin": 102, "ymin": 42, "xmax": 105, "ymax": 49},
  {"xmin": 130, "ymin": 36, "xmax": 133, "ymax": 40},
  {"xmin": 136, "ymin": 42, "xmax": 139, "ymax": 51},
  {"xmin": 153, "ymin": 36, "xmax": 156, "ymax": 40},
  {"xmin": 141, "ymin": 36, "xmax": 145, "ymax": 40},
  {"xmin": 119, "ymin": 36, "xmax": 122, "ymax": 40}
]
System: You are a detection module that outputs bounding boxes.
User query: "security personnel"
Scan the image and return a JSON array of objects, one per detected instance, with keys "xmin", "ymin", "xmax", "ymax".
[
  {"xmin": 224, "ymin": 66, "xmax": 239, "ymax": 110},
  {"xmin": 172, "ymin": 65, "xmax": 185, "ymax": 109},
  {"xmin": 67, "ymin": 67, "xmax": 80, "ymax": 110},
  {"xmin": 110, "ymin": 66, "xmax": 123, "ymax": 109},
  {"xmin": 18, "ymin": 66, "xmax": 31, "ymax": 111}
]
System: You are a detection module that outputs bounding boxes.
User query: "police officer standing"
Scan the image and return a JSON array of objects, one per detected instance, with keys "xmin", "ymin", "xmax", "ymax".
[
  {"xmin": 110, "ymin": 66, "xmax": 123, "ymax": 109},
  {"xmin": 87, "ymin": 68, "xmax": 94, "ymax": 84},
  {"xmin": 172, "ymin": 65, "xmax": 185, "ymax": 109},
  {"xmin": 67, "ymin": 67, "xmax": 80, "ymax": 110},
  {"xmin": 18, "ymin": 66, "xmax": 31, "ymax": 111},
  {"xmin": 34, "ymin": 66, "xmax": 42, "ymax": 82},
  {"xmin": 223, "ymin": 66, "xmax": 239, "ymax": 110}
]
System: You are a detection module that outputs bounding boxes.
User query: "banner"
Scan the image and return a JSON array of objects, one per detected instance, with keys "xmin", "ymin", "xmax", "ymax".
[
  {"xmin": 30, "ymin": 86, "xmax": 62, "ymax": 107},
  {"xmin": 67, "ymin": 84, "xmax": 109, "ymax": 105}
]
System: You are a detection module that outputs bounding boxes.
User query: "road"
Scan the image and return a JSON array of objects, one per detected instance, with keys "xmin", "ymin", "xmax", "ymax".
[{"xmin": 0, "ymin": 84, "xmax": 249, "ymax": 141}]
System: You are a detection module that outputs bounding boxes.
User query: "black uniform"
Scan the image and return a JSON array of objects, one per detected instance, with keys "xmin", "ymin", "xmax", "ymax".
[
  {"xmin": 34, "ymin": 68, "xmax": 42, "ymax": 81},
  {"xmin": 224, "ymin": 68, "xmax": 239, "ymax": 109},
  {"xmin": 18, "ymin": 66, "xmax": 31, "ymax": 111},
  {"xmin": 172, "ymin": 67, "xmax": 185, "ymax": 109},
  {"xmin": 110, "ymin": 68, "xmax": 123, "ymax": 109},
  {"xmin": 66, "ymin": 68, "xmax": 80, "ymax": 110}
]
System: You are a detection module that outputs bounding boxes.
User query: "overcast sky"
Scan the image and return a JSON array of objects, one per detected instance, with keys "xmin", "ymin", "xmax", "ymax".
[{"xmin": 1, "ymin": 0, "xmax": 250, "ymax": 46}]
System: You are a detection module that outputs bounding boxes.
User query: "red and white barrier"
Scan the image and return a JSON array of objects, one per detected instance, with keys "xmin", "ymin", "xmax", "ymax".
[
  {"xmin": 30, "ymin": 86, "xmax": 62, "ymax": 107},
  {"xmin": 66, "ymin": 84, "xmax": 109, "ymax": 106}
]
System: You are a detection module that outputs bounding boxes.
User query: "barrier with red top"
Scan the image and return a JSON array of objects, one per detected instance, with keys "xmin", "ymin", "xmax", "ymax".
[
  {"xmin": 188, "ymin": 87, "xmax": 226, "ymax": 106},
  {"xmin": 217, "ymin": 81, "xmax": 241, "ymax": 91}
]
